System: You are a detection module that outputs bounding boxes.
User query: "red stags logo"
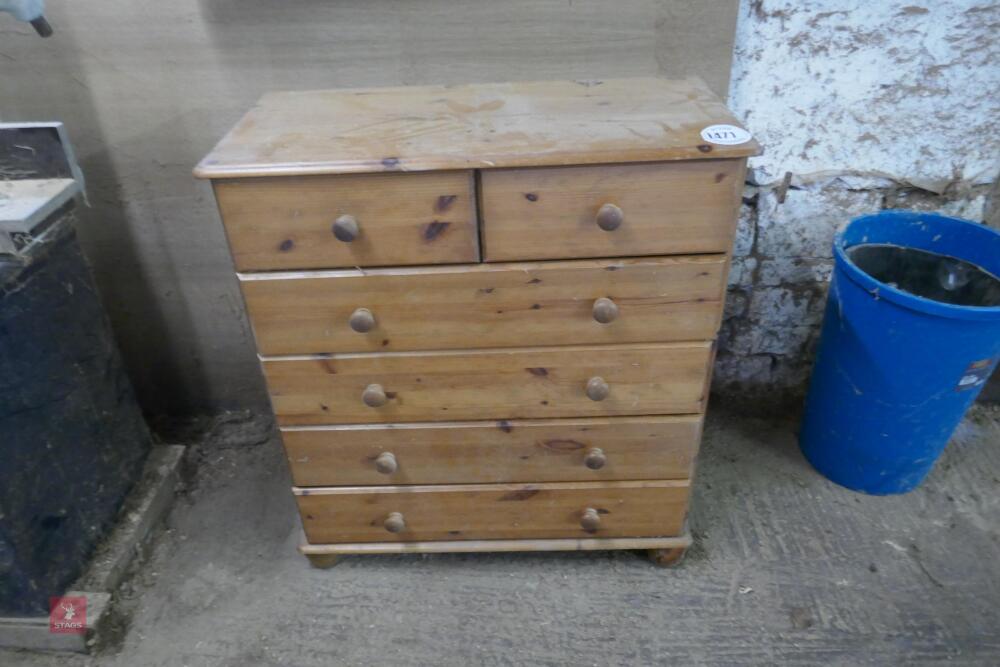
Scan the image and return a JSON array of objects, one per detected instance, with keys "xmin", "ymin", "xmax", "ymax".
[{"xmin": 49, "ymin": 596, "xmax": 87, "ymax": 634}]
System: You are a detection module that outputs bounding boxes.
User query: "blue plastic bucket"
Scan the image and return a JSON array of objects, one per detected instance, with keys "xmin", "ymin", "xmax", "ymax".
[{"xmin": 799, "ymin": 211, "xmax": 1000, "ymax": 495}]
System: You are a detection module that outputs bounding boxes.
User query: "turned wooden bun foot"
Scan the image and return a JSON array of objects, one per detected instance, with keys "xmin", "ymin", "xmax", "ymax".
[
  {"xmin": 647, "ymin": 546, "xmax": 687, "ymax": 568},
  {"xmin": 306, "ymin": 554, "xmax": 340, "ymax": 569}
]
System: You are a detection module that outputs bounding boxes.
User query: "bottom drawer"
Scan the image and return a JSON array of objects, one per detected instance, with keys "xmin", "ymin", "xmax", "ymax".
[{"xmin": 294, "ymin": 480, "xmax": 689, "ymax": 543}]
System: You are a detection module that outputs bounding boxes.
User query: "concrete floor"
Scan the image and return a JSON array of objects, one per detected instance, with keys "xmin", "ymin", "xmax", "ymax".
[{"xmin": 5, "ymin": 405, "xmax": 1000, "ymax": 666}]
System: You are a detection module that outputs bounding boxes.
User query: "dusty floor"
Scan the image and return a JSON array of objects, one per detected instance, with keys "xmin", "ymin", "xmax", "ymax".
[{"xmin": 5, "ymin": 405, "xmax": 1000, "ymax": 666}]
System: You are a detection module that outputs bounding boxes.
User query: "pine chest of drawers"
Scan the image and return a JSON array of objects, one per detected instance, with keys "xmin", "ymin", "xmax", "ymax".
[{"xmin": 196, "ymin": 78, "xmax": 758, "ymax": 566}]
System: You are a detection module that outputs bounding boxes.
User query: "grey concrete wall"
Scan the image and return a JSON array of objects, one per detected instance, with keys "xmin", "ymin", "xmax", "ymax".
[
  {"xmin": 717, "ymin": 0, "xmax": 1000, "ymax": 399},
  {"xmin": 1, "ymin": 1, "xmax": 738, "ymax": 415}
]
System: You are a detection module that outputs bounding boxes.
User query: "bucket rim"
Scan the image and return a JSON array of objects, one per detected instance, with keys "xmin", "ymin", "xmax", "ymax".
[{"xmin": 834, "ymin": 211, "xmax": 1000, "ymax": 322}]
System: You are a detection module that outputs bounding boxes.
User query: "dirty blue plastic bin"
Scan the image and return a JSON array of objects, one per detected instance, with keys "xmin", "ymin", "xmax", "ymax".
[{"xmin": 800, "ymin": 211, "xmax": 1000, "ymax": 495}]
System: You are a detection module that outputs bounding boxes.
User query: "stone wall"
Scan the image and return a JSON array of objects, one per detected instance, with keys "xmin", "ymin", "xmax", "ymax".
[{"xmin": 717, "ymin": 0, "xmax": 1000, "ymax": 398}]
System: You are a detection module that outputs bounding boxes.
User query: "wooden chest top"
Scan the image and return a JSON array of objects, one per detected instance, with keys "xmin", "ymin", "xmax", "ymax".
[{"xmin": 194, "ymin": 77, "xmax": 758, "ymax": 179}]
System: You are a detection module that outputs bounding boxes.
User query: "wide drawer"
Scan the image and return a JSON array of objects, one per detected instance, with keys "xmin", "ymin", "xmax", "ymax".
[
  {"xmin": 480, "ymin": 160, "xmax": 744, "ymax": 262},
  {"xmin": 241, "ymin": 255, "xmax": 727, "ymax": 355},
  {"xmin": 283, "ymin": 415, "xmax": 701, "ymax": 486},
  {"xmin": 264, "ymin": 342, "xmax": 712, "ymax": 425},
  {"xmin": 295, "ymin": 480, "xmax": 689, "ymax": 543},
  {"xmin": 212, "ymin": 171, "xmax": 478, "ymax": 270}
]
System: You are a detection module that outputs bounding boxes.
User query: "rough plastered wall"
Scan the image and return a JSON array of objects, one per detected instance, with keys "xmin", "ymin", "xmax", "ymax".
[
  {"xmin": 1, "ymin": 0, "xmax": 739, "ymax": 417},
  {"xmin": 717, "ymin": 0, "xmax": 1000, "ymax": 399}
]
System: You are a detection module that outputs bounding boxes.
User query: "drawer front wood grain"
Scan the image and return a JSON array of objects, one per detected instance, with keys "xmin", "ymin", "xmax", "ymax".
[
  {"xmin": 283, "ymin": 415, "xmax": 701, "ymax": 486},
  {"xmin": 480, "ymin": 160, "xmax": 744, "ymax": 262},
  {"xmin": 263, "ymin": 342, "xmax": 712, "ymax": 425},
  {"xmin": 294, "ymin": 480, "xmax": 689, "ymax": 543},
  {"xmin": 213, "ymin": 171, "xmax": 478, "ymax": 270},
  {"xmin": 241, "ymin": 256, "xmax": 726, "ymax": 355}
]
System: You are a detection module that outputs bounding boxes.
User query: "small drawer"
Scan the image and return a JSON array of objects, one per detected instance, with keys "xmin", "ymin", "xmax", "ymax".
[
  {"xmin": 283, "ymin": 415, "xmax": 700, "ymax": 486},
  {"xmin": 294, "ymin": 480, "xmax": 689, "ymax": 543},
  {"xmin": 263, "ymin": 341, "xmax": 712, "ymax": 425},
  {"xmin": 240, "ymin": 255, "xmax": 727, "ymax": 355},
  {"xmin": 480, "ymin": 160, "xmax": 744, "ymax": 262},
  {"xmin": 212, "ymin": 171, "xmax": 478, "ymax": 270}
]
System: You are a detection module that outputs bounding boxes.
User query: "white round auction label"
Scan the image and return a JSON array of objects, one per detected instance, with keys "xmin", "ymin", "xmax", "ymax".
[{"xmin": 700, "ymin": 124, "xmax": 753, "ymax": 145}]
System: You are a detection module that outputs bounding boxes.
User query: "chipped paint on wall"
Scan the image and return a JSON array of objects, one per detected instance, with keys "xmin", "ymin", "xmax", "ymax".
[
  {"xmin": 716, "ymin": 0, "xmax": 1000, "ymax": 398},
  {"xmin": 730, "ymin": 0, "xmax": 1000, "ymax": 189}
]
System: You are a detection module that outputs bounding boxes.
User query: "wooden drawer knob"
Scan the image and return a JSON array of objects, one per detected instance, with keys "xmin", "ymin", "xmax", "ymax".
[
  {"xmin": 584, "ymin": 447, "xmax": 607, "ymax": 470},
  {"xmin": 595, "ymin": 203, "xmax": 623, "ymax": 231},
  {"xmin": 586, "ymin": 376, "xmax": 610, "ymax": 401},
  {"xmin": 333, "ymin": 214, "xmax": 359, "ymax": 242},
  {"xmin": 580, "ymin": 507, "xmax": 601, "ymax": 532},
  {"xmin": 383, "ymin": 512, "xmax": 406, "ymax": 533},
  {"xmin": 362, "ymin": 383, "xmax": 387, "ymax": 407},
  {"xmin": 592, "ymin": 297, "xmax": 619, "ymax": 324},
  {"xmin": 349, "ymin": 307, "xmax": 376, "ymax": 333},
  {"xmin": 374, "ymin": 451, "xmax": 397, "ymax": 474}
]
